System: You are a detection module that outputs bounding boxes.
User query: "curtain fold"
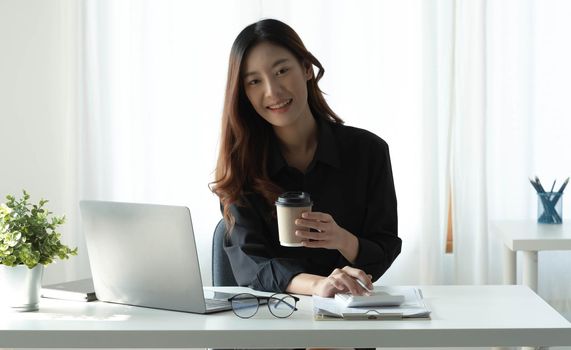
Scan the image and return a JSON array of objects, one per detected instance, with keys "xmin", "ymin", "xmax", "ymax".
[{"xmin": 448, "ymin": 0, "xmax": 489, "ymax": 285}]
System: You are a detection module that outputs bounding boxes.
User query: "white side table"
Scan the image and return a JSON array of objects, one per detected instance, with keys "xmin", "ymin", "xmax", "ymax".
[{"xmin": 491, "ymin": 221, "xmax": 571, "ymax": 292}]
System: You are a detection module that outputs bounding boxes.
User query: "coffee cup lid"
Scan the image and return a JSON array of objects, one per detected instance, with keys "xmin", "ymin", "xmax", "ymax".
[{"xmin": 275, "ymin": 191, "xmax": 312, "ymax": 207}]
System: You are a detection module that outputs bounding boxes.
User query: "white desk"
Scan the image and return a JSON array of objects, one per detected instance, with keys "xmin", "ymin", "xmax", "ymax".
[
  {"xmin": 1, "ymin": 285, "xmax": 570, "ymax": 348},
  {"xmin": 492, "ymin": 221, "xmax": 571, "ymax": 292}
]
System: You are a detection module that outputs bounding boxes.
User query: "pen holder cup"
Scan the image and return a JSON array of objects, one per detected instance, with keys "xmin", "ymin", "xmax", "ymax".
[{"xmin": 537, "ymin": 192, "xmax": 563, "ymax": 224}]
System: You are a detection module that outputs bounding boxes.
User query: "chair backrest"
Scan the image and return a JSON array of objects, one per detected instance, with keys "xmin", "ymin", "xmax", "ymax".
[{"xmin": 211, "ymin": 219, "xmax": 238, "ymax": 286}]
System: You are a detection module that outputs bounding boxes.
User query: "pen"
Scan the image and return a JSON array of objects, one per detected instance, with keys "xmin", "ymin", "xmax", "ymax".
[
  {"xmin": 558, "ymin": 177, "xmax": 569, "ymax": 194},
  {"xmin": 356, "ymin": 279, "xmax": 373, "ymax": 293},
  {"xmin": 535, "ymin": 176, "xmax": 546, "ymax": 193},
  {"xmin": 548, "ymin": 179, "xmax": 557, "ymax": 202}
]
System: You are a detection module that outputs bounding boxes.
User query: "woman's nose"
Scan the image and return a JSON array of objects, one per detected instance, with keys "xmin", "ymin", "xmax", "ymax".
[{"xmin": 263, "ymin": 78, "xmax": 283, "ymax": 98}]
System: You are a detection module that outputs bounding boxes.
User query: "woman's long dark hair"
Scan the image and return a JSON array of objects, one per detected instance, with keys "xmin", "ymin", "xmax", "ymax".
[{"xmin": 210, "ymin": 19, "xmax": 343, "ymax": 229}]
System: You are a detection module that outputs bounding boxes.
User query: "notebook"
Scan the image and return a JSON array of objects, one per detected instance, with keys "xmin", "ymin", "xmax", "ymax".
[
  {"xmin": 79, "ymin": 200, "xmax": 232, "ymax": 314},
  {"xmin": 313, "ymin": 287, "xmax": 430, "ymax": 320}
]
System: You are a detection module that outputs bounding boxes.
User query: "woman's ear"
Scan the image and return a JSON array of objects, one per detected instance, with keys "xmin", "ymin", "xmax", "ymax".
[{"xmin": 303, "ymin": 61, "xmax": 313, "ymax": 81}]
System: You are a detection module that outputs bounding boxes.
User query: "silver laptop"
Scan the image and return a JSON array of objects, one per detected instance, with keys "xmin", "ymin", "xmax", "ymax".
[{"xmin": 80, "ymin": 200, "xmax": 232, "ymax": 314}]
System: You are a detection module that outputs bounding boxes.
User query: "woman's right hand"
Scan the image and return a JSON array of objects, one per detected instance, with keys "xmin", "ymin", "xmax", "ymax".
[{"xmin": 312, "ymin": 266, "xmax": 373, "ymax": 298}]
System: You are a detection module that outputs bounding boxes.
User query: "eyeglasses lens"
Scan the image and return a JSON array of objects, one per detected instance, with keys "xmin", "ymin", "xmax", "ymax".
[
  {"xmin": 268, "ymin": 293, "xmax": 296, "ymax": 318},
  {"xmin": 230, "ymin": 294, "xmax": 259, "ymax": 318}
]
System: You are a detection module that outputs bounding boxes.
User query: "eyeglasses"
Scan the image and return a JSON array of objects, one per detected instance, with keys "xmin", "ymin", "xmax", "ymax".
[{"xmin": 228, "ymin": 293, "xmax": 299, "ymax": 318}]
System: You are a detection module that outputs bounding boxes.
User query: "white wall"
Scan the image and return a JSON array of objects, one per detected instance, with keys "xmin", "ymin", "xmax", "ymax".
[{"xmin": 0, "ymin": 0, "xmax": 89, "ymax": 284}]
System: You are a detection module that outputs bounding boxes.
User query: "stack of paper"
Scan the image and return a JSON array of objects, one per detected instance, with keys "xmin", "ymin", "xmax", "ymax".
[{"xmin": 313, "ymin": 286, "xmax": 430, "ymax": 320}]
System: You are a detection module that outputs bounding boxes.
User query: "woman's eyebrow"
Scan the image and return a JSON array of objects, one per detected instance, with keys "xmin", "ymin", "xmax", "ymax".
[{"xmin": 243, "ymin": 58, "xmax": 291, "ymax": 79}]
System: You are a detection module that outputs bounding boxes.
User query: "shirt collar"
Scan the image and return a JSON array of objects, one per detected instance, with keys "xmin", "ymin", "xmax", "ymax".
[{"xmin": 268, "ymin": 117, "xmax": 341, "ymax": 176}]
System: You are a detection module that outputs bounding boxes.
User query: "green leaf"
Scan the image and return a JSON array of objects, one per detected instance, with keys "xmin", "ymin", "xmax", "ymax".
[{"xmin": 0, "ymin": 190, "xmax": 77, "ymax": 267}]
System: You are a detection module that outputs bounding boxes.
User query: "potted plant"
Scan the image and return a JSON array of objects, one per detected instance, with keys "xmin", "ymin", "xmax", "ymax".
[{"xmin": 0, "ymin": 190, "xmax": 77, "ymax": 311}]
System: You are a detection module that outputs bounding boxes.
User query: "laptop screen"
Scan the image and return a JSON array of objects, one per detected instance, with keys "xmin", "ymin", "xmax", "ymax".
[{"xmin": 80, "ymin": 200, "xmax": 214, "ymax": 313}]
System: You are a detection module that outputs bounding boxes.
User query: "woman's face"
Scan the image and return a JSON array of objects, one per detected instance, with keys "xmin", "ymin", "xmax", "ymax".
[{"xmin": 241, "ymin": 41, "xmax": 312, "ymax": 129}]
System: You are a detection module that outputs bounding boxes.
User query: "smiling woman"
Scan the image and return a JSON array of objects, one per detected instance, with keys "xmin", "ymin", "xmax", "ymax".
[{"xmin": 209, "ymin": 19, "xmax": 401, "ymax": 302}]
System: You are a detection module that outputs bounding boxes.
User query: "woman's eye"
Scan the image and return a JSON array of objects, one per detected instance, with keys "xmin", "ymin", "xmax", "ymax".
[
  {"xmin": 276, "ymin": 68, "xmax": 289, "ymax": 76},
  {"xmin": 248, "ymin": 79, "xmax": 260, "ymax": 86}
]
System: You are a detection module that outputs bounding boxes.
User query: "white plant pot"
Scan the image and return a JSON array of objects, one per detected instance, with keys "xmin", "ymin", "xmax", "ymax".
[{"xmin": 0, "ymin": 264, "xmax": 44, "ymax": 312}]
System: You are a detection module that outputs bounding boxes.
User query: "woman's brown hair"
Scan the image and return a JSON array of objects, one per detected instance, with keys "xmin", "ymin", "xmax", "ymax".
[{"xmin": 210, "ymin": 19, "xmax": 343, "ymax": 229}]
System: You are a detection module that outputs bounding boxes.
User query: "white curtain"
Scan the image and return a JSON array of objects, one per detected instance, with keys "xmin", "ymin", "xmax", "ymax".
[
  {"xmin": 444, "ymin": 0, "xmax": 571, "ymax": 315},
  {"xmin": 81, "ymin": 0, "xmax": 571, "ymax": 317},
  {"xmin": 485, "ymin": 0, "xmax": 571, "ymax": 315}
]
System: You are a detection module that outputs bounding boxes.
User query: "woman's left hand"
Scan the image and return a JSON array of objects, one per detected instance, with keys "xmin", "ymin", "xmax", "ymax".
[{"xmin": 295, "ymin": 212, "xmax": 352, "ymax": 250}]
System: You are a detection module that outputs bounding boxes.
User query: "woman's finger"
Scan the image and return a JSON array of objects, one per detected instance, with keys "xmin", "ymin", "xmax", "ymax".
[
  {"xmin": 301, "ymin": 239, "xmax": 326, "ymax": 248},
  {"xmin": 327, "ymin": 275, "xmax": 346, "ymax": 291},
  {"xmin": 295, "ymin": 229, "xmax": 325, "ymax": 240},
  {"xmin": 334, "ymin": 271, "xmax": 367, "ymax": 295},
  {"xmin": 341, "ymin": 266, "xmax": 367, "ymax": 278},
  {"xmin": 295, "ymin": 218, "xmax": 326, "ymax": 231},
  {"xmin": 342, "ymin": 266, "xmax": 374, "ymax": 290},
  {"xmin": 301, "ymin": 211, "xmax": 332, "ymax": 222}
]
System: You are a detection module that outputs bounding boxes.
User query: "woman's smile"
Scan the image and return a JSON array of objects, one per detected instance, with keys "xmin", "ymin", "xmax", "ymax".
[{"xmin": 267, "ymin": 98, "xmax": 293, "ymax": 112}]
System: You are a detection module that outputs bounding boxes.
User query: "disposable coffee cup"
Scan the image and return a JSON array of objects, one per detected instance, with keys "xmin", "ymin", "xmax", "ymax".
[{"xmin": 275, "ymin": 191, "xmax": 313, "ymax": 247}]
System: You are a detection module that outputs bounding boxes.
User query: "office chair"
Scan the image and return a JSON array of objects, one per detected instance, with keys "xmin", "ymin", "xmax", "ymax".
[{"xmin": 211, "ymin": 219, "xmax": 238, "ymax": 286}]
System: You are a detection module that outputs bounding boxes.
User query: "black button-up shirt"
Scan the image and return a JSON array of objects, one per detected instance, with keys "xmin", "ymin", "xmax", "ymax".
[{"xmin": 224, "ymin": 118, "xmax": 401, "ymax": 292}]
